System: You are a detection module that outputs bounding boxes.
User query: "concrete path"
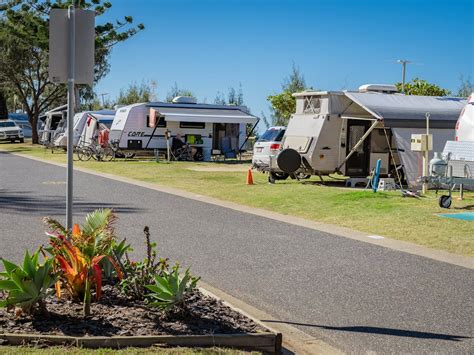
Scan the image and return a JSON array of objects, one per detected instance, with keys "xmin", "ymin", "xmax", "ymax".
[{"xmin": 0, "ymin": 152, "xmax": 472, "ymax": 354}]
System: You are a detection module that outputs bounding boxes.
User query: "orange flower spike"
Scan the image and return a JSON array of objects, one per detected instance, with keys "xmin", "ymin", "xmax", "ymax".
[
  {"xmin": 55, "ymin": 281, "xmax": 62, "ymax": 298},
  {"xmin": 72, "ymin": 223, "xmax": 81, "ymax": 238}
]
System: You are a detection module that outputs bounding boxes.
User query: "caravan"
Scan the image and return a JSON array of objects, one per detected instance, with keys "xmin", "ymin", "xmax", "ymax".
[
  {"xmin": 109, "ymin": 97, "xmax": 258, "ymax": 161},
  {"xmin": 275, "ymin": 85, "xmax": 466, "ymax": 187},
  {"xmin": 53, "ymin": 110, "xmax": 115, "ymax": 148},
  {"xmin": 39, "ymin": 105, "xmax": 67, "ymax": 145}
]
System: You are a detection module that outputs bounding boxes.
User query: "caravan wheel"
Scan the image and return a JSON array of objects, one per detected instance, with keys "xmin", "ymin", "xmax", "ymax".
[{"xmin": 438, "ymin": 195, "xmax": 452, "ymax": 209}]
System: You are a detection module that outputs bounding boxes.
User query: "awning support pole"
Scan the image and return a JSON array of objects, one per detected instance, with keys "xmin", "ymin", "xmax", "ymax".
[
  {"xmin": 239, "ymin": 119, "xmax": 260, "ymax": 154},
  {"xmin": 144, "ymin": 123, "xmax": 159, "ymax": 150},
  {"xmin": 336, "ymin": 119, "xmax": 379, "ymax": 172}
]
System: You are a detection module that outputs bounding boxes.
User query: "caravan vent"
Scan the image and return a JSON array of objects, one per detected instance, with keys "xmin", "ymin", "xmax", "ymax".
[
  {"xmin": 172, "ymin": 96, "xmax": 197, "ymax": 104},
  {"xmin": 358, "ymin": 84, "xmax": 398, "ymax": 94}
]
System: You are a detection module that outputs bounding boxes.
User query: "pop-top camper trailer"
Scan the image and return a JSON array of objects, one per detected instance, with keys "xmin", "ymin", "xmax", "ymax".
[
  {"xmin": 53, "ymin": 110, "xmax": 115, "ymax": 148},
  {"xmin": 109, "ymin": 97, "xmax": 258, "ymax": 160},
  {"xmin": 39, "ymin": 104, "xmax": 68, "ymax": 145},
  {"xmin": 275, "ymin": 85, "xmax": 466, "ymax": 187}
]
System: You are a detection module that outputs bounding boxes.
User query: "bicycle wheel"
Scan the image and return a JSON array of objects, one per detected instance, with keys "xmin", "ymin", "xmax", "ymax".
[
  {"xmin": 77, "ymin": 147, "xmax": 92, "ymax": 161},
  {"xmin": 102, "ymin": 147, "xmax": 115, "ymax": 162}
]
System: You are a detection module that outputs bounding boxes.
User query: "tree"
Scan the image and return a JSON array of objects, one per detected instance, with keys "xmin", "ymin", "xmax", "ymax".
[
  {"xmin": 166, "ymin": 82, "xmax": 195, "ymax": 102},
  {"xmin": 116, "ymin": 80, "xmax": 157, "ymax": 105},
  {"xmin": 395, "ymin": 78, "xmax": 451, "ymax": 96},
  {"xmin": 0, "ymin": 0, "xmax": 144, "ymax": 143},
  {"xmin": 267, "ymin": 63, "xmax": 309, "ymax": 126},
  {"xmin": 457, "ymin": 75, "xmax": 473, "ymax": 97},
  {"xmin": 214, "ymin": 84, "xmax": 244, "ymax": 106}
]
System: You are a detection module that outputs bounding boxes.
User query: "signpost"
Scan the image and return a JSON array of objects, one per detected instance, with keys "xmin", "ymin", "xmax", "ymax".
[{"xmin": 49, "ymin": 5, "xmax": 95, "ymax": 230}]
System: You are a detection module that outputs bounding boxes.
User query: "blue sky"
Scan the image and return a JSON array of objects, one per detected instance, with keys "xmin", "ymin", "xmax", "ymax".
[{"xmin": 95, "ymin": 0, "xmax": 473, "ymax": 125}]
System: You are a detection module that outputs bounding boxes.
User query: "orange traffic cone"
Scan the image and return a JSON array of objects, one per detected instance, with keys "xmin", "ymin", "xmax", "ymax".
[{"xmin": 246, "ymin": 168, "xmax": 254, "ymax": 185}]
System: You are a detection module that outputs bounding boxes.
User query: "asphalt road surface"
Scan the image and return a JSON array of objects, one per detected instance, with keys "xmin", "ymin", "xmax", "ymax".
[{"xmin": 0, "ymin": 152, "xmax": 472, "ymax": 354}]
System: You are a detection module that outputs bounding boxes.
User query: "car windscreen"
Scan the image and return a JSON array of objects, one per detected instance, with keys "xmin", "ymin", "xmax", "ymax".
[
  {"xmin": 0, "ymin": 121, "xmax": 16, "ymax": 128},
  {"xmin": 258, "ymin": 128, "xmax": 285, "ymax": 142}
]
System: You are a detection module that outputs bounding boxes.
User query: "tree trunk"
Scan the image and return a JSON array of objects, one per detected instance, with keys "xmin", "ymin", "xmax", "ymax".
[
  {"xmin": 0, "ymin": 90, "xmax": 8, "ymax": 120},
  {"xmin": 30, "ymin": 111, "xmax": 40, "ymax": 144}
]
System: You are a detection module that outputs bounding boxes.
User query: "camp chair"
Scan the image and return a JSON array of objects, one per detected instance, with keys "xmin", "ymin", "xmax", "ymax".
[{"xmin": 220, "ymin": 136, "xmax": 237, "ymax": 160}]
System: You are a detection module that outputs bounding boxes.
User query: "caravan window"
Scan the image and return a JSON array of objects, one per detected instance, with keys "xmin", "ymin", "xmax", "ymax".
[
  {"xmin": 180, "ymin": 121, "xmax": 205, "ymax": 129},
  {"xmin": 303, "ymin": 96, "xmax": 321, "ymax": 114},
  {"xmin": 147, "ymin": 114, "xmax": 166, "ymax": 128}
]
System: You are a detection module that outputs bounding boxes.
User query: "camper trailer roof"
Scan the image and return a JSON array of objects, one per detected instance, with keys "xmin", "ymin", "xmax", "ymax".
[{"xmin": 344, "ymin": 92, "xmax": 466, "ymax": 128}]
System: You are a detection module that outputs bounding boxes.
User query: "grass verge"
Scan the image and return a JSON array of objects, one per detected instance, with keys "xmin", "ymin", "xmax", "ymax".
[{"xmin": 1, "ymin": 141, "xmax": 473, "ymax": 256}]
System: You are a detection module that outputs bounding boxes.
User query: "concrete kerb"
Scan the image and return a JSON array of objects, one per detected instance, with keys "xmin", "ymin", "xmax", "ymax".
[{"xmin": 7, "ymin": 151, "xmax": 473, "ymax": 270}]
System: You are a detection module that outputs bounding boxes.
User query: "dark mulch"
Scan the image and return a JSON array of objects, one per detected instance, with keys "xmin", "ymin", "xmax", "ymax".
[{"xmin": 0, "ymin": 286, "xmax": 264, "ymax": 337}]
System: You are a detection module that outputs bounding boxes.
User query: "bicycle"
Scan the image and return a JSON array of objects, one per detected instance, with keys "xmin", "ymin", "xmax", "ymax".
[{"xmin": 76, "ymin": 137, "xmax": 114, "ymax": 162}]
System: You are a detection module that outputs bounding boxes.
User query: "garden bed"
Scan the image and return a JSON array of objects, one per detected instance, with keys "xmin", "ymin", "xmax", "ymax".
[{"xmin": 0, "ymin": 286, "xmax": 281, "ymax": 353}]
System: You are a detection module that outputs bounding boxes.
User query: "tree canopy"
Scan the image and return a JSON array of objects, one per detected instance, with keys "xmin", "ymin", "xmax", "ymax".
[
  {"xmin": 166, "ymin": 82, "xmax": 195, "ymax": 102},
  {"xmin": 0, "ymin": 0, "xmax": 144, "ymax": 143},
  {"xmin": 214, "ymin": 84, "xmax": 244, "ymax": 106},
  {"xmin": 457, "ymin": 75, "xmax": 473, "ymax": 98},
  {"xmin": 267, "ymin": 63, "xmax": 309, "ymax": 126},
  {"xmin": 395, "ymin": 78, "xmax": 451, "ymax": 96},
  {"xmin": 116, "ymin": 80, "xmax": 157, "ymax": 105}
]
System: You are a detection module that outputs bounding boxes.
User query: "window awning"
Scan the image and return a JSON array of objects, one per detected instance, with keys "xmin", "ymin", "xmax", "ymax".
[
  {"xmin": 155, "ymin": 107, "xmax": 258, "ymax": 124},
  {"xmin": 344, "ymin": 92, "xmax": 466, "ymax": 128}
]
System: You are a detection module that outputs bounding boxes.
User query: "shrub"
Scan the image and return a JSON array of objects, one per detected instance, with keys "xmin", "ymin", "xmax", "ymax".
[{"xmin": 0, "ymin": 250, "xmax": 57, "ymax": 315}]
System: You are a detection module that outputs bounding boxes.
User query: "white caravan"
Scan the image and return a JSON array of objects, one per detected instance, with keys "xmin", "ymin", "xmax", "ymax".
[
  {"xmin": 39, "ymin": 104, "xmax": 67, "ymax": 145},
  {"xmin": 275, "ymin": 85, "xmax": 466, "ymax": 187},
  {"xmin": 109, "ymin": 97, "xmax": 258, "ymax": 160},
  {"xmin": 53, "ymin": 110, "xmax": 115, "ymax": 148}
]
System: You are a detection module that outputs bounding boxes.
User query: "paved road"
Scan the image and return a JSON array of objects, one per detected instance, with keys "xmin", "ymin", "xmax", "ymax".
[{"xmin": 1, "ymin": 151, "xmax": 473, "ymax": 354}]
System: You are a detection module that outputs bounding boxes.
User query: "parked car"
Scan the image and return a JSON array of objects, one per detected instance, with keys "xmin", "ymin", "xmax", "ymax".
[
  {"xmin": 252, "ymin": 126, "xmax": 290, "ymax": 180},
  {"xmin": 0, "ymin": 120, "xmax": 24, "ymax": 143}
]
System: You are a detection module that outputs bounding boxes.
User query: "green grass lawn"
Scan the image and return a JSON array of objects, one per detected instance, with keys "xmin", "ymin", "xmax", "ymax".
[
  {"xmin": 1, "ymin": 141, "xmax": 473, "ymax": 256},
  {"xmin": 0, "ymin": 346, "xmax": 259, "ymax": 354}
]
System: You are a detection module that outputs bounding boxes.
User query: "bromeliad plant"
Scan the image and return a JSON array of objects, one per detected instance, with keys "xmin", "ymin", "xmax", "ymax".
[
  {"xmin": 0, "ymin": 250, "xmax": 57, "ymax": 315},
  {"xmin": 44, "ymin": 209, "xmax": 123, "ymax": 316},
  {"xmin": 145, "ymin": 265, "xmax": 200, "ymax": 313}
]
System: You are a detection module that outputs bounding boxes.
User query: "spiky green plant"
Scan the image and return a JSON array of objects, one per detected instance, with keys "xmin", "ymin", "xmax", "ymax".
[
  {"xmin": 0, "ymin": 250, "xmax": 57, "ymax": 315},
  {"xmin": 145, "ymin": 266, "xmax": 200, "ymax": 313}
]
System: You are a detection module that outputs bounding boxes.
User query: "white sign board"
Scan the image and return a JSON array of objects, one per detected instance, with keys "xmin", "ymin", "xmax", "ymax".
[{"xmin": 49, "ymin": 8, "xmax": 95, "ymax": 85}]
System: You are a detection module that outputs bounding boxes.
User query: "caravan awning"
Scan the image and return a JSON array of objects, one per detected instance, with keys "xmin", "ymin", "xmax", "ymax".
[
  {"xmin": 344, "ymin": 92, "xmax": 466, "ymax": 128},
  {"xmin": 155, "ymin": 107, "xmax": 258, "ymax": 124}
]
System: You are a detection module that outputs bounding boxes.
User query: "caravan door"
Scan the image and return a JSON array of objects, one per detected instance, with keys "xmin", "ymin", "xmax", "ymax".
[{"xmin": 346, "ymin": 120, "xmax": 371, "ymax": 176}]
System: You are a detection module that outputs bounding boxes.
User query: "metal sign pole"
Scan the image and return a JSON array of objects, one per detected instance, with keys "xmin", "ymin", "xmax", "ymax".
[
  {"xmin": 422, "ymin": 112, "xmax": 430, "ymax": 194},
  {"xmin": 66, "ymin": 5, "xmax": 76, "ymax": 231}
]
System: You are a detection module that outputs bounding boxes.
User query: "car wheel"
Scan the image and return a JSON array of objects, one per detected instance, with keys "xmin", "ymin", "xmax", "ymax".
[
  {"xmin": 10, "ymin": 139, "xmax": 15, "ymax": 143},
  {"xmin": 19, "ymin": 138, "xmax": 24, "ymax": 143}
]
